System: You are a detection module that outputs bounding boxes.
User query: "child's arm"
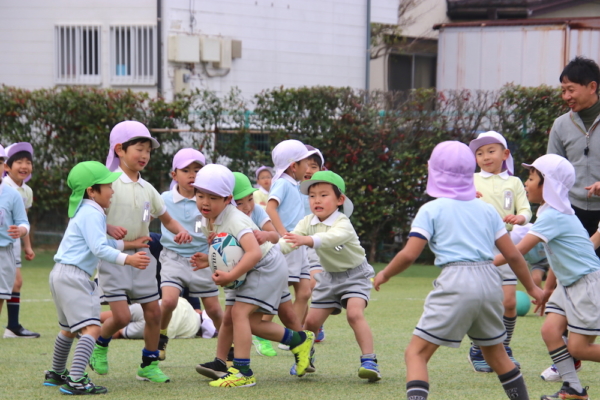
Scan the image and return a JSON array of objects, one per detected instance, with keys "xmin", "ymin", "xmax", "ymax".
[
  {"xmin": 591, "ymin": 230, "xmax": 600, "ymax": 249},
  {"xmin": 373, "ymin": 236, "xmax": 427, "ymax": 290},
  {"xmin": 493, "ymin": 233, "xmax": 541, "ymax": 266},
  {"xmin": 504, "ymin": 182, "xmax": 532, "ymax": 226},
  {"xmin": 158, "ymin": 211, "xmax": 192, "ymax": 244},
  {"xmin": 107, "ymin": 224, "xmax": 127, "ymax": 240},
  {"xmin": 284, "ymin": 216, "xmax": 355, "ymax": 250},
  {"xmin": 266, "ymin": 199, "xmax": 287, "ymax": 237},
  {"xmin": 212, "ymin": 232, "xmax": 262, "ymax": 287},
  {"xmin": 534, "ymin": 267, "xmax": 557, "ymax": 316},
  {"xmin": 22, "ymin": 234, "xmax": 35, "ymax": 261},
  {"xmin": 254, "ymin": 221, "xmax": 280, "ymax": 245}
]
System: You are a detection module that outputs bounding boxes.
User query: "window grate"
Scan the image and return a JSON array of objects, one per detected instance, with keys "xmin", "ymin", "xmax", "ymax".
[
  {"xmin": 110, "ymin": 25, "xmax": 157, "ymax": 85},
  {"xmin": 55, "ymin": 25, "xmax": 101, "ymax": 85}
]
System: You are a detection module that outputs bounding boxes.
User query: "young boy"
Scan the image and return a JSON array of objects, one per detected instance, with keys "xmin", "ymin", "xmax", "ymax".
[
  {"xmin": 43, "ymin": 161, "xmax": 150, "ymax": 394},
  {"xmin": 2, "ymin": 142, "xmax": 39, "ymax": 339},
  {"xmin": 157, "ymin": 148, "xmax": 223, "ymax": 361},
  {"xmin": 266, "ymin": 140, "xmax": 318, "ymax": 324},
  {"xmin": 374, "ymin": 141, "xmax": 542, "ymax": 400},
  {"xmin": 495, "ymin": 154, "xmax": 600, "ymax": 400},
  {"xmin": 511, "ymin": 223, "xmax": 549, "ymax": 290},
  {"xmin": 191, "ymin": 164, "xmax": 314, "ymax": 387},
  {"xmin": 90, "ymin": 121, "xmax": 191, "ymax": 383},
  {"xmin": 469, "ymin": 131, "xmax": 532, "ymax": 372},
  {"xmin": 253, "ymin": 166, "xmax": 273, "ymax": 208},
  {"xmin": 280, "ymin": 170, "xmax": 380, "ymax": 381}
]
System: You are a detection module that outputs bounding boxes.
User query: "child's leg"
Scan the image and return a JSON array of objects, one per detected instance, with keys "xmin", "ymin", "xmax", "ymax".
[
  {"xmin": 346, "ymin": 298, "xmax": 374, "ymax": 354},
  {"xmin": 404, "ymin": 335, "xmax": 438, "ymax": 400},
  {"xmin": 277, "ymin": 301, "xmax": 302, "ymax": 331},
  {"xmin": 201, "ymin": 296, "xmax": 223, "ymax": 332},
  {"xmin": 502, "ymin": 285, "xmax": 517, "ymax": 345},
  {"xmin": 480, "ymin": 343, "xmax": 529, "ymax": 400},
  {"xmin": 304, "ymin": 307, "xmax": 333, "ymax": 334},
  {"xmin": 5, "ymin": 268, "xmax": 39, "ymax": 338},
  {"xmin": 216, "ymin": 305, "xmax": 233, "ymax": 361},
  {"xmin": 140, "ymin": 300, "xmax": 161, "ymax": 353},
  {"xmin": 531, "ymin": 269, "xmax": 544, "ymax": 289},
  {"xmin": 98, "ymin": 300, "xmax": 131, "ymax": 340},
  {"xmin": 159, "ymin": 286, "xmax": 181, "ymax": 331},
  {"xmin": 69, "ymin": 325, "xmax": 101, "ymax": 380},
  {"xmin": 567, "ymin": 332, "xmax": 600, "ymax": 362},
  {"xmin": 291, "ymin": 279, "xmax": 312, "ymax": 323}
]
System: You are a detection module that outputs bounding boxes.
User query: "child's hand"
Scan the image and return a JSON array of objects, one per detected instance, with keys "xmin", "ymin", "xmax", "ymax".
[
  {"xmin": 174, "ymin": 231, "xmax": 192, "ymax": 244},
  {"xmin": 24, "ymin": 246, "xmax": 35, "ymax": 261},
  {"xmin": 530, "ymin": 286, "xmax": 546, "ymax": 316},
  {"xmin": 191, "ymin": 252, "xmax": 210, "ymax": 271},
  {"xmin": 503, "ymin": 214, "xmax": 525, "ymax": 225},
  {"xmin": 207, "ymin": 232, "xmax": 217, "ymax": 244},
  {"xmin": 8, "ymin": 225, "xmax": 26, "ymax": 239},
  {"xmin": 130, "ymin": 236, "xmax": 151, "ymax": 249},
  {"xmin": 212, "ymin": 270, "xmax": 232, "ymax": 287},
  {"xmin": 283, "ymin": 233, "xmax": 309, "ymax": 248},
  {"xmin": 373, "ymin": 271, "xmax": 390, "ymax": 291},
  {"xmin": 126, "ymin": 252, "xmax": 151, "ymax": 269},
  {"xmin": 107, "ymin": 224, "xmax": 127, "ymax": 240},
  {"xmin": 475, "ymin": 191, "xmax": 483, "ymax": 198},
  {"xmin": 253, "ymin": 230, "xmax": 270, "ymax": 245}
]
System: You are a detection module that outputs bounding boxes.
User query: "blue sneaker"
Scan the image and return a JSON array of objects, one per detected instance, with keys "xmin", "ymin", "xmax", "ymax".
[
  {"xmin": 315, "ymin": 326, "xmax": 325, "ymax": 343},
  {"xmin": 358, "ymin": 359, "xmax": 381, "ymax": 382},
  {"xmin": 468, "ymin": 345, "xmax": 493, "ymax": 373},
  {"xmin": 504, "ymin": 345, "xmax": 521, "ymax": 369}
]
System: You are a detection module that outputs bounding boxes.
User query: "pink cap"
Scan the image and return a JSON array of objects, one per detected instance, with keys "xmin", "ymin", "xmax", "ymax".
[
  {"xmin": 106, "ymin": 121, "xmax": 160, "ymax": 172},
  {"xmin": 5, "ymin": 142, "xmax": 34, "ymax": 182},
  {"xmin": 0, "ymin": 145, "xmax": 6, "ymax": 160},
  {"xmin": 255, "ymin": 165, "xmax": 274, "ymax": 180},
  {"xmin": 426, "ymin": 141, "xmax": 476, "ymax": 201},
  {"xmin": 170, "ymin": 148, "xmax": 206, "ymax": 190}
]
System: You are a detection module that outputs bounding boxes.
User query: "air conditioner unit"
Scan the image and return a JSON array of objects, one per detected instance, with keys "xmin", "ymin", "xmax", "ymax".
[
  {"xmin": 168, "ymin": 35, "xmax": 200, "ymax": 63},
  {"xmin": 200, "ymin": 36, "xmax": 221, "ymax": 62},
  {"xmin": 215, "ymin": 38, "xmax": 232, "ymax": 69}
]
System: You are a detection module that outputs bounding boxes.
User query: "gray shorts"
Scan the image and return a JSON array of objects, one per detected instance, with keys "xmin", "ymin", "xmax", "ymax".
[
  {"xmin": 224, "ymin": 247, "xmax": 287, "ymax": 315},
  {"xmin": 310, "ymin": 259, "xmax": 374, "ymax": 315},
  {"xmin": 12, "ymin": 239, "xmax": 21, "ymax": 267},
  {"xmin": 545, "ymin": 270, "xmax": 600, "ymax": 336},
  {"xmin": 494, "ymin": 239, "xmax": 517, "ymax": 285},
  {"xmin": 284, "ymin": 246, "xmax": 309, "ymax": 282},
  {"xmin": 49, "ymin": 263, "xmax": 101, "ymax": 332},
  {"xmin": 0, "ymin": 244, "xmax": 16, "ymax": 299},
  {"xmin": 159, "ymin": 248, "xmax": 218, "ymax": 297},
  {"xmin": 531, "ymin": 260, "xmax": 550, "ymax": 273},
  {"xmin": 97, "ymin": 248, "xmax": 159, "ymax": 304},
  {"xmin": 414, "ymin": 262, "xmax": 506, "ymax": 348},
  {"xmin": 307, "ymin": 247, "xmax": 323, "ymax": 272}
]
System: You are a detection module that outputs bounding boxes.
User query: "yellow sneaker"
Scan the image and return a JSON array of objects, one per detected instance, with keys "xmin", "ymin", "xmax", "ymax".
[
  {"xmin": 208, "ymin": 367, "xmax": 256, "ymax": 388},
  {"xmin": 290, "ymin": 331, "xmax": 315, "ymax": 377}
]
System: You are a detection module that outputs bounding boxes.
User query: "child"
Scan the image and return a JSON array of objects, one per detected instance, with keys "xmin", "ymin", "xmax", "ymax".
[
  {"xmin": 511, "ymin": 223, "xmax": 549, "ymax": 290},
  {"xmin": 469, "ymin": 131, "xmax": 532, "ymax": 372},
  {"xmin": 191, "ymin": 164, "xmax": 314, "ymax": 387},
  {"xmin": 253, "ymin": 166, "xmax": 273, "ymax": 208},
  {"xmin": 266, "ymin": 140, "xmax": 318, "ymax": 324},
  {"xmin": 280, "ymin": 170, "xmax": 379, "ymax": 381},
  {"xmin": 374, "ymin": 141, "xmax": 542, "ymax": 400},
  {"xmin": 90, "ymin": 121, "xmax": 192, "ymax": 383},
  {"xmin": 157, "ymin": 148, "xmax": 223, "ymax": 361},
  {"xmin": 43, "ymin": 161, "xmax": 150, "ymax": 394},
  {"xmin": 232, "ymin": 172, "xmax": 301, "ymax": 358},
  {"xmin": 495, "ymin": 154, "xmax": 600, "ymax": 400},
  {"xmin": 2, "ymin": 142, "xmax": 39, "ymax": 339}
]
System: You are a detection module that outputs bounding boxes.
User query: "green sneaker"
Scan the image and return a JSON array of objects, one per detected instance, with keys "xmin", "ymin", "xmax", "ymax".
[
  {"xmin": 43, "ymin": 369, "xmax": 68, "ymax": 386},
  {"xmin": 290, "ymin": 331, "xmax": 315, "ymax": 377},
  {"xmin": 59, "ymin": 373, "xmax": 108, "ymax": 395},
  {"xmin": 137, "ymin": 361, "xmax": 170, "ymax": 383},
  {"xmin": 89, "ymin": 344, "xmax": 109, "ymax": 375},
  {"xmin": 252, "ymin": 336, "xmax": 277, "ymax": 357},
  {"xmin": 208, "ymin": 367, "xmax": 256, "ymax": 388}
]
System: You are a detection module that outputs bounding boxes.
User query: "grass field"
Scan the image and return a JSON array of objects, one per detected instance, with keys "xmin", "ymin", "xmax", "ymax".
[{"xmin": 1, "ymin": 251, "xmax": 597, "ymax": 399}]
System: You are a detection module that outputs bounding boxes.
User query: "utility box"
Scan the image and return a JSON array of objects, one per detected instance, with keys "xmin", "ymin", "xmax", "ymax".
[
  {"xmin": 200, "ymin": 36, "xmax": 221, "ymax": 62},
  {"xmin": 168, "ymin": 35, "xmax": 200, "ymax": 63},
  {"xmin": 174, "ymin": 69, "xmax": 191, "ymax": 94},
  {"xmin": 232, "ymin": 39, "xmax": 242, "ymax": 59},
  {"xmin": 215, "ymin": 38, "xmax": 232, "ymax": 69}
]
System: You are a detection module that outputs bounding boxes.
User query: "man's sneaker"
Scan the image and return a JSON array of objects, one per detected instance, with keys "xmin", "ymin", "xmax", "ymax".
[
  {"xmin": 290, "ymin": 331, "xmax": 315, "ymax": 377},
  {"xmin": 137, "ymin": 361, "xmax": 170, "ymax": 383},
  {"xmin": 252, "ymin": 336, "xmax": 277, "ymax": 357},
  {"xmin": 158, "ymin": 334, "xmax": 168, "ymax": 361},
  {"xmin": 467, "ymin": 345, "xmax": 493, "ymax": 373},
  {"xmin": 196, "ymin": 358, "xmax": 228, "ymax": 380},
  {"xmin": 541, "ymin": 360, "xmax": 583, "ymax": 382},
  {"xmin": 208, "ymin": 367, "xmax": 256, "ymax": 388},
  {"xmin": 59, "ymin": 373, "xmax": 108, "ymax": 395},
  {"xmin": 43, "ymin": 369, "xmax": 68, "ymax": 386},
  {"xmin": 315, "ymin": 325, "xmax": 325, "ymax": 343},
  {"xmin": 290, "ymin": 347, "xmax": 316, "ymax": 376},
  {"xmin": 504, "ymin": 345, "xmax": 521, "ymax": 369},
  {"xmin": 89, "ymin": 344, "xmax": 109, "ymax": 375},
  {"xmin": 3, "ymin": 325, "xmax": 40, "ymax": 338},
  {"xmin": 540, "ymin": 382, "xmax": 589, "ymax": 399},
  {"xmin": 278, "ymin": 343, "xmax": 290, "ymax": 351},
  {"xmin": 358, "ymin": 359, "xmax": 382, "ymax": 382}
]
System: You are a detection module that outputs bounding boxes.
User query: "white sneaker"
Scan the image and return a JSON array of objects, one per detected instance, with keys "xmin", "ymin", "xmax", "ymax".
[
  {"xmin": 540, "ymin": 360, "xmax": 582, "ymax": 382},
  {"xmin": 278, "ymin": 343, "xmax": 290, "ymax": 351}
]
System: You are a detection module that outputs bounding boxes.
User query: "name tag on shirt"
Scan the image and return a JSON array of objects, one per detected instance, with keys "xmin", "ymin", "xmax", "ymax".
[
  {"xmin": 0, "ymin": 210, "xmax": 4, "ymax": 227},
  {"xmin": 142, "ymin": 202, "xmax": 151, "ymax": 222},
  {"xmin": 503, "ymin": 190, "xmax": 513, "ymax": 211},
  {"xmin": 195, "ymin": 216, "xmax": 202, "ymax": 233}
]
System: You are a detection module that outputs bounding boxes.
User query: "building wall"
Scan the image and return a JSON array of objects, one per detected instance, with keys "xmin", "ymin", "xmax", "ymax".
[
  {"xmin": 400, "ymin": 0, "xmax": 448, "ymax": 39},
  {"xmin": 532, "ymin": 3, "xmax": 600, "ymax": 19}
]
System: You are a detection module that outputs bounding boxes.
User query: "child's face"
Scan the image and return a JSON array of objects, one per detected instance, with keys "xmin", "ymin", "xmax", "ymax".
[
  {"xmin": 291, "ymin": 159, "xmax": 310, "ymax": 181},
  {"xmin": 196, "ymin": 190, "xmax": 231, "ymax": 221},
  {"xmin": 475, "ymin": 143, "xmax": 509, "ymax": 175},
  {"xmin": 524, "ymin": 170, "xmax": 544, "ymax": 204},
  {"xmin": 257, "ymin": 170, "xmax": 272, "ymax": 191},
  {"xmin": 117, "ymin": 141, "xmax": 152, "ymax": 173},
  {"xmin": 5, "ymin": 157, "xmax": 32, "ymax": 183},
  {"xmin": 89, "ymin": 183, "xmax": 114, "ymax": 209},
  {"xmin": 172, "ymin": 162, "xmax": 202, "ymax": 193},
  {"xmin": 235, "ymin": 194, "xmax": 255, "ymax": 217},
  {"xmin": 308, "ymin": 182, "xmax": 344, "ymax": 221},
  {"xmin": 303, "ymin": 159, "xmax": 320, "ymax": 181}
]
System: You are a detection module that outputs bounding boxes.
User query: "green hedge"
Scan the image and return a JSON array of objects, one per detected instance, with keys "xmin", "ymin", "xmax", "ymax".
[{"xmin": 0, "ymin": 84, "xmax": 567, "ymax": 260}]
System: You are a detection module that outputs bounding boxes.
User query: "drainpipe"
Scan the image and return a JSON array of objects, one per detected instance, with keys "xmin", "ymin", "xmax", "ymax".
[
  {"xmin": 157, "ymin": 0, "xmax": 163, "ymax": 96},
  {"xmin": 366, "ymin": 0, "xmax": 371, "ymax": 101}
]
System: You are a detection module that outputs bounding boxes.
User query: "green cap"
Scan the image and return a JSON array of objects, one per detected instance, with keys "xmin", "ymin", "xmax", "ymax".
[
  {"xmin": 233, "ymin": 172, "xmax": 258, "ymax": 201},
  {"xmin": 299, "ymin": 171, "xmax": 354, "ymax": 217},
  {"xmin": 67, "ymin": 161, "xmax": 122, "ymax": 218}
]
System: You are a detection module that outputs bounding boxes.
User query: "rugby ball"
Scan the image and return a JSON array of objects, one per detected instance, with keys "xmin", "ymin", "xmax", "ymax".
[{"xmin": 208, "ymin": 233, "xmax": 246, "ymax": 289}]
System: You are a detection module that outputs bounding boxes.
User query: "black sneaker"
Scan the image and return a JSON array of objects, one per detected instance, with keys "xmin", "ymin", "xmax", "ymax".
[
  {"xmin": 158, "ymin": 334, "xmax": 168, "ymax": 361},
  {"xmin": 43, "ymin": 369, "xmax": 68, "ymax": 386},
  {"xmin": 59, "ymin": 374, "xmax": 108, "ymax": 395},
  {"xmin": 195, "ymin": 358, "xmax": 228, "ymax": 380},
  {"xmin": 4, "ymin": 325, "xmax": 40, "ymax": 338},
  {"xmin": 540, "ymin": 382, "xmax": 589, "ymax": 400},
  {"xmin": 226, "ymin": 345, "xmax": 234, "ymax": 367}
]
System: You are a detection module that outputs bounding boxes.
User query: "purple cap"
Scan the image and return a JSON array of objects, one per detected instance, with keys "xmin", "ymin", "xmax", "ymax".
[
  {"xmin": 5, "ymin": 142, "xmax": 34, "ymax": 182},
  {"xmin": 305, "ymin": 144, "xmax": 325, "ymax": 168},
  {"xmin": 0, "ymin": 145, "xmax": 6, "ymax": 160},
  {"xmin": 106, "ymin": 121, "xmax": 160, "ymax": 172},
  {"xmin": 426, "ymin": 141, "xmax": 476, "ymax": 201},
  {"xmin": 469, "ymin": 131, "xmax": 514, "ymax": 175},
  {"xmin": 255, "ymin": 165, "xmax": 274, "ymax": 180},
  {"xmin": 170, "ymin": 148, "xmax": 206, "ymax": 190}
]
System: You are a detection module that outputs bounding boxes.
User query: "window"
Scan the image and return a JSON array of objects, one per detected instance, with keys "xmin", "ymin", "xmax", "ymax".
[
  {"xmin": 388, "ymin": 53, "xmax": 437, "ymax": 92},
  {"xmin": 55, "ymin": 25, "xmax": 101, "ymax": 85},
  {"xmin": 110, "ymin": 25, "xmax": 157, "ymax": 85}
]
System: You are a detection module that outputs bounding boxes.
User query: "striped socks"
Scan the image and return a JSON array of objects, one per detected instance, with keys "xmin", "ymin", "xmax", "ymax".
[
  {"xmin": 549, "ymin": 345, "xmax": 583, "ymax": 392},
  {"xmin": 498, "ymin": 367, "xmax": 529, "ymax": 399},
  {"xmin": 71, "ymin": 335, "xmax": 95, "ymax": 380},
  {"xmin": 52, "ymin": 332, "xmax": 74, "ymax": 373}
]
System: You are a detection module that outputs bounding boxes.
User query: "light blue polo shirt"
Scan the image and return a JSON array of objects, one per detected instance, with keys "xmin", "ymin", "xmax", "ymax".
[
  {"xmin": 54, "ymin": 200, "xmax": 125, "ymax": 277},
  {"xmin": 251, "ymin": 204, "xmax": 270, "ymax": 229},
  {"xmin": 268, "ymin": 173, "xmax": 305, "ymax": 232},
  {"xmin": 160, "ymin": 187, "xmax": 208, "ymax": 258},
  {"xmin": 529, "ymin": 204, "xmax": 600, "ymax": 287},
  {"xmin": 302, "ymin": 193, "xmax": 311, "ymax": 216},
  {"xmin": 411, "ymin": 197, "xmax": 506, "ymax": 267},
  {"xmin": 0, "ymin": 183, "xmax": 29, "ymax": 247},
  {"xmin": 524, "ymin": 242, "xmax": 547, "ymax": 266}
]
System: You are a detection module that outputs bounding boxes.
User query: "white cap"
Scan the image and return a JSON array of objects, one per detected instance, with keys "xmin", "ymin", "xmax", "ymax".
[
  {"xmin": 469, "ymin": 131, "xmax": 514, "ymax": 175},
  {"xmin": 522, "ymin": 154, "xmax": 575, "ymax": 215},
  {"xmin": 271, "ymin": 140, "xmax": 318, "ymax": 182},
  {"xmin": 192, "ymin": 164, "xmax": 236, "ymax": 205}
]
